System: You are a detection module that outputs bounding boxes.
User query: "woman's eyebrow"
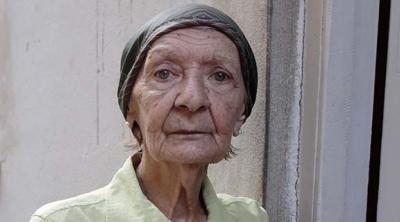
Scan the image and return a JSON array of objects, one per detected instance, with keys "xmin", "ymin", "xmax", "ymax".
[
  {"xmin": 199, "ymin": 54, "xmax": 237, "ymax": 65},
  {"xmin": 147, "ymin": 46, "xmax": 239, "ymax": 71},
  {"xmin": 146, "ymin": 46, "xmax": 179, "ymax": 61}
]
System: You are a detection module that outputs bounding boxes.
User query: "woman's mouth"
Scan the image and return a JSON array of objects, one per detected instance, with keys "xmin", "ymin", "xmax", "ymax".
[{"xmin": 170, "ymin": 130, "xmax": 210, "ymax": 135}]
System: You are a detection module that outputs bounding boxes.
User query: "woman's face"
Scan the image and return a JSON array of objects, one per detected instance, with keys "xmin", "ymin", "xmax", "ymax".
[{"xmin": 127, "ymin": 27, "xmax": 246, "ymax": 164}]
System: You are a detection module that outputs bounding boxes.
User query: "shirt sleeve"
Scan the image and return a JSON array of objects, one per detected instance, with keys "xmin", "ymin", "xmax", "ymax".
[{"xmin": 29, "ymin": 215, "xmax": 45, "ymax": 222}]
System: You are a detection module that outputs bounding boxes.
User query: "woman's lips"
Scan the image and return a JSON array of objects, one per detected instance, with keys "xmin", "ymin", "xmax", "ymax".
[
  {"xmin": 169, "ymin": 130, "xmax": 211, "ymax": 136},
  {"xmin": 169, "ymin": 130, "xmax": 210, "ymax": 134},
  {"xmin": 167, "ymin": 130, "xmax": 212, "ymax": 140}
]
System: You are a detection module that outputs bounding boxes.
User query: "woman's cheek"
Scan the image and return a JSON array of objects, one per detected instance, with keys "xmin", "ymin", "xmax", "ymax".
[
  {"xmin": 140, "ymin": 87, "xmax": 178, "ymax": 133},
  {"xmin": 136, "ymin": 84, "xmax": 166, "ymax": 109},
  {"xmin": 212, "ymin": 93, "xmax": 244, "ymax": 137},
  {"xmin": 211, "ymin": 105, "xmax": 236, "ymax": 134}
]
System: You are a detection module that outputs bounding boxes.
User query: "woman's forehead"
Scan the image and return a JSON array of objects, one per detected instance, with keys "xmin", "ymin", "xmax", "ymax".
[
  {"xmin": 146, "ymin": 27, "xmax": 239, "ymax": 64},
  {"xmin": 151, "ymin": 27, "xmax": 236, "ymax": 48}
]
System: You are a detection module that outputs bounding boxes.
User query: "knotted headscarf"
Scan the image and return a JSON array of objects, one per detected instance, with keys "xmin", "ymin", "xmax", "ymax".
[{"xmin": 118, "ymin": 3, "xmax": 258, "ymax": 120}]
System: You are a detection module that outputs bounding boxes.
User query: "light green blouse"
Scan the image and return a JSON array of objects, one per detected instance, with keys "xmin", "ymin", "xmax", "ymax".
[{"xmin": 30, "ymin": 154, "xmax": 268, "ymax": 222}]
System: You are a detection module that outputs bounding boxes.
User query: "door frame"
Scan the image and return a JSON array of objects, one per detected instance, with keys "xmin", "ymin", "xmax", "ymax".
[{"xmin": 299, "ymin": 0, "xmax": 379, "ymax": 221}]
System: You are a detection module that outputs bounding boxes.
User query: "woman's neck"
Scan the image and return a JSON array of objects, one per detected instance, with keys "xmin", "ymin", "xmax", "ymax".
[{"xmin": 135, "ymin": 151, "xmax": 208, "ymax": 222}]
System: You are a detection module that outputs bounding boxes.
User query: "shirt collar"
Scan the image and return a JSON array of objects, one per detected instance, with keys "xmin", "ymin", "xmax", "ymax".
[{"xmin": 105, "ymin": 152, "xmax": 228, "ymax": 222}]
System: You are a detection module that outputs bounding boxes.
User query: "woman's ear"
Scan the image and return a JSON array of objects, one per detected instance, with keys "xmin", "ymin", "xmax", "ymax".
[
  {"xmin": 233, "ymin": 115, "xmax": 246, "ymax": 137},
  {"xmin": 126, "ymin": 96, "xmax": 137, "ymax": 128},
  {"xmin": 126, "ymin": 110, "xmax": 135, "ymax": 129},
  {"xmin": 126, "ymin": 107, "xmax": 143, "ymax": 144}
]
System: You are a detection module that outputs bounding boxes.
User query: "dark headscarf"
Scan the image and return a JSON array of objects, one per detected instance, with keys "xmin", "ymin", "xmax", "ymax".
[{"xmin": 118, "ymin": 3, "xmax": 257, "ymax": 120}]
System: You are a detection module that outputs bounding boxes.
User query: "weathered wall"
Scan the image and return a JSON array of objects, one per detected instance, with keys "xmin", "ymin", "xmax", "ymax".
[
  {"xmin": 266, "ymin": 0, "xmax": 304, "ymax": 221},
  {"xmin": 0, "ymin": 1, "xmax": 267, "ymax": 221}
]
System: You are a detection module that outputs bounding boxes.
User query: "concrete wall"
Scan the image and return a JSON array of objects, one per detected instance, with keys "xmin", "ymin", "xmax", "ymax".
[
  {"xmin": 0, "ymin": 0, "xmax": 267, "ymax": 221},
  {"xmin": 265, "ymin": 0, "xmax": 304, "ymax": 221}
]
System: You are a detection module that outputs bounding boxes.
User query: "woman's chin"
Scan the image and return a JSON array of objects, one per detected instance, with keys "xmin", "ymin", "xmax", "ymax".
[{"xmin": 158, "ymin": 142, "xmax": 228, "ymax": 165}]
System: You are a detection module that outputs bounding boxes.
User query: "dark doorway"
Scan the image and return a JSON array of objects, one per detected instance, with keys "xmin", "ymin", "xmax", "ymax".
[{"xmin": 366, "ymin": 0, "xmax": 391, "ymax": 221}]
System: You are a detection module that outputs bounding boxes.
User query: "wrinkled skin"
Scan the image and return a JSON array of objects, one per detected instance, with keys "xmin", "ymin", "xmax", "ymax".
[
  {"xmin": 126, "ymin": 27, "xmax": 246, "ymax": 221},
  {"xmin": 127, "ymin": 27, "xmax": 246, "ymax": 164}
]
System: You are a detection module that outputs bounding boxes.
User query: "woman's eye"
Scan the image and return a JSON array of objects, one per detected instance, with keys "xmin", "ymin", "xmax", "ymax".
[
  {"xmin": 211, "ymin": 71, "xmax": 231, "ymax": 82},
  {"xmin": 155, "ymin": 69, "xmax": 171, "ymax": 80}
]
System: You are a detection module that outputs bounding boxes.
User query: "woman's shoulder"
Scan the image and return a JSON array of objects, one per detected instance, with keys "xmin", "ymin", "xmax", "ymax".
[
  {"xmin": 216, "ymin": 193, "xmax": 269, "ymax": 222},
  {"xmin": 30, "ymin": 186, "xmax": 108, "ymax": 222}
]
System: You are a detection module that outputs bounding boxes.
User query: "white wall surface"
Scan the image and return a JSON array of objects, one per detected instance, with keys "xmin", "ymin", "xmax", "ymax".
[{"xmin": 0, "ymin": 1, "xmax": 267, "ymax": 221}]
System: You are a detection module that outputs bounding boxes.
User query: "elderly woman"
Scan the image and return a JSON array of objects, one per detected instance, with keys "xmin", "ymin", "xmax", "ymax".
[{"xmin": 31, "ymin": 4, "xmax": 267, "ymax": 222}]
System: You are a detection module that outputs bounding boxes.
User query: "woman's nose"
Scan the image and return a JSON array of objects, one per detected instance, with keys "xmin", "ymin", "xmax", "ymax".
[{"xmin": 174, "ymin": 74, "xmax": 211, "ymax": 112}]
